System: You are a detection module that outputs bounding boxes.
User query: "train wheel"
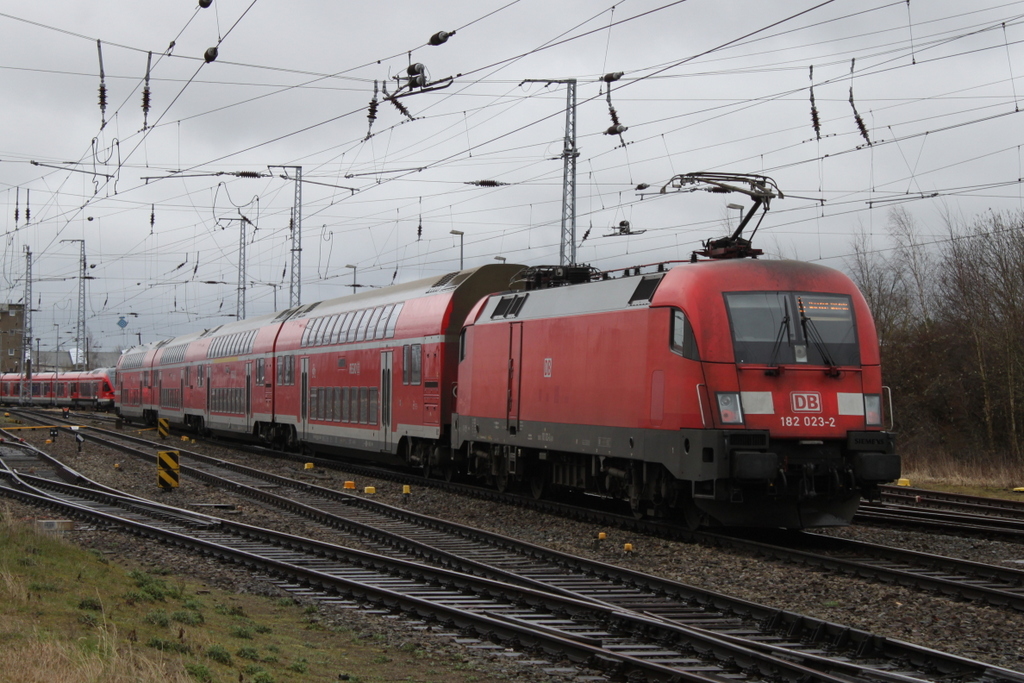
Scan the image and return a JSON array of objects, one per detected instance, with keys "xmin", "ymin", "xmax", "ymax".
[
  {"xmin": 528, "ymin": 471, "xmax": 545, "ymax": 500},
  {"xmin": 442, "ymin": 463, "xmax": 456, "ymax": 482}
]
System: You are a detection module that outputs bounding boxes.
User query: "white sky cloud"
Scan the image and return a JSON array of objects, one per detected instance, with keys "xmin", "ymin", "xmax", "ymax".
[{"xmin": 2, "ymin": 0, "xmax": 1022, "ymax": 351}]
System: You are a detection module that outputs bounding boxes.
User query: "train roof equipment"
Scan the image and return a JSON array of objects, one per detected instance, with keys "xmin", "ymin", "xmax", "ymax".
[{"xmin": 658, "ymin": 172, "xmax": 783, "ymax": 260}]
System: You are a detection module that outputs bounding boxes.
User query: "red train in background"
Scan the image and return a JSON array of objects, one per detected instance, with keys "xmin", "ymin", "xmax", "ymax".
[
  {"xmin": 0, "ymin": 368, "xmax": 116, "ymax": 411},
  {"xmin": 113, "ymin": 255, "xmax": 900, "ymax": 528}
]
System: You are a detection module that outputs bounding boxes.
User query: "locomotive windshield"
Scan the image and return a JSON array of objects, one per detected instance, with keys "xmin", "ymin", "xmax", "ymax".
[{"xmin": 724, "ymin": 292, "xmax": 859, "ymax": 366}]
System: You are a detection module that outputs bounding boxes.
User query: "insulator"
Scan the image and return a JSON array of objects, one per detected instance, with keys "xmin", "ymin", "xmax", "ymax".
[
  {"xmin": 98, "ymin": 83, "xmax": 108, "ymax": 112},
  {"xmin": 417, "ymin": 223, "xmax": 422, "ymax": 241},
  {"xmin": 409, "ymin": 74, "xmax": 426, "ymax": 89},
  {"xmin": 602, "ymin": 72, "xmax": 623, "ymax": 83},
  {"xmin": 142, "ymin": 51, "xmax": 153, "ymax": 127},
  {"xmin": 235, "ymin": 171, "xmax": 262, "ymax": 178},
  {"xmin": 635, "ymin": 183, "xmax": 650, "ymax": 191},
  {"xmin": 14, "ymin": 188, "xmax": 19, "ymax": 224},
  {"xmin": 605, "ymin": 124, "xmax": 627, "ymax": 135},
  {"xmin": 150, "ymin": 205, "xmax": 155, "ymax": 229},
  {"xmin": 849, "ymin": 86, "xmax": 871, "ymax": 146},
  {"xmin": 407, "ymin": 63, "xmax": 425, "ymax": 76},
  {"xmin": 198, "ymin": 0, "xmax": 212, "ymax": 7},
  {"xmin": 389, "ymin": 96, "xmax": 414, "ymax": 120},
  {"xmin": 25, "ymin": 189, "xmax": 30, "ymax": 224},
  {"xmin": 809, "ymin": 65, "xmax": 820, "ymax": 141},
  {"xmin": 429, "ymin": 30, "xmax": 451, "ymax": 46},
  {"xmin": 204, "ymin": 46, "xmax": 218, "ymax": 63}
]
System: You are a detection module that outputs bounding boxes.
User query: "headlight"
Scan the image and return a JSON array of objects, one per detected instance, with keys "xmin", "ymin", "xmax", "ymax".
[
  {"xmin": 864, "ymin": 394, "xmax": 882, "ymax": 427},
  {"xmin": 717, "ymin": 392, "xmax": 744, "ymax": 425}
]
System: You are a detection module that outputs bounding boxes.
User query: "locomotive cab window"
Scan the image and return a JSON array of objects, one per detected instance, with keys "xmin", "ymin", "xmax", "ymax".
[
  {"xmin": 669, "ymin": 309, "xmax": 699, "ymax": 360},
  {"xmin": 724, "ymin": 291, "xmax": 859, "ymax": 366}
]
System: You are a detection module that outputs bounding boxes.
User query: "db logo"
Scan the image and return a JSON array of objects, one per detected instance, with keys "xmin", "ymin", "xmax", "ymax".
[{"xmin": 791, "ymin": 392, "xmax": 822, "ymax": 413}]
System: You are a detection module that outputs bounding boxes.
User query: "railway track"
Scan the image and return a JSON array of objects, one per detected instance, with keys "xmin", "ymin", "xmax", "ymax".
[
  {"xmin": 3, "ymin": 430, "xmax": 1024, "ymax": 683},
  {"xmin": 880, "ymin": 485, "xmax": 1024, "ymax": 519},
  {"xmin": 6, "ymin": 410, "xmax": 1024, "ymax": 681},
  {"xmin": 12, "ymin": 408, "xmax": 1024, "ymax": 614}
]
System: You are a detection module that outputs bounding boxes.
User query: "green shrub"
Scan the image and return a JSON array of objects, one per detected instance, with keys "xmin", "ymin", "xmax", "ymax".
[
  {"xmin": 143, "ymin": 610, "xmax": 169, "ymax": 627},
  {"xmin": 171, "ymin": 610, "xmax": 204, "ymax": 626},
  {"xmin": 205, "ymin": 644, "xmax": 232, "ymax": 665},
  {"xmin": 183, "ymin": 663, "xmax": 213, "ymax": 682},
  {"xmin": 146, "ymin": 638, "xmax": 191, "ymax": 654},
  {"xmin": 77, "ymin": 597, "xmax": 103, "ymax": 611},
  {"xmin": 230, "ymin": 625, "xmax": 254, "ymax": 639},
  {"xmin": 288, "ymin": 658, "xmax": 309, "ymax": 673},
  {"xmin": 237, "ymin": 646, "xmax": 261, "ymax": 661}
]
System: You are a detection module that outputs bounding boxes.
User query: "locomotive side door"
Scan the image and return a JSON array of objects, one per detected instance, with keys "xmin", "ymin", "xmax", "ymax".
[
  {"xmin": 380, "ymin": 350, "xmax": 393, "ymax": 451},
  {"xmin": 507, "ymin": 322, "xmax": 523, "ymax": 434}
]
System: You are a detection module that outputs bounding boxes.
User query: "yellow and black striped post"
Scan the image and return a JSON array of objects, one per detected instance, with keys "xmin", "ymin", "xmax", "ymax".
[
  {"xmin": 157, "ymin": 450, "xmax": 180, "ymax": 491},
  {"xmin": 157, "ymin": 418, "xmax": 170, "ymax": 439}
]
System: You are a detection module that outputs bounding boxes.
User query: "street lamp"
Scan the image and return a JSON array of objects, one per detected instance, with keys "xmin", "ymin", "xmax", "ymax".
[
  {"xmin": 726, "ymin": 203, "xmax": 744, "ymax": 229},
  {"xmin": 346, "ymin": 264, "xmax": 357, "ymax": 295},
  {"xmin": 450, "ymin": 230, "xmax": 464, "ymax": 269}
]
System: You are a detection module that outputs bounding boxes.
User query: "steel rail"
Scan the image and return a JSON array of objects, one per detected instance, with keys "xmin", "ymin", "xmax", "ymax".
[{"xmin": 5, "ymin": 412, "xmax": 1024, "ymax": 683}]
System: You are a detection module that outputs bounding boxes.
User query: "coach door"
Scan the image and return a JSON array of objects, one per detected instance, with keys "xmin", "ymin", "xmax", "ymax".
[
  {"xmin": 380, "ymin": 351, "xmax": 393, "ymax": 451},
  {"xmin": 245, "ymin": 362, "xmax": 252, "ymax": 432},
  {"xmin": 507, "ymin": 322, "xmax": 523, "ymax": 434},
  {"xmin": 300, "ymin": 357, "xmax": 309, "ymax": 440}
]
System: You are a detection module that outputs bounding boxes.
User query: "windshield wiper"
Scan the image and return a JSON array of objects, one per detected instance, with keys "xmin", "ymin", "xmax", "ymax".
[
  {"xmin": 797, "ymin": 297, "xmax": 841, "ymax": 377},
  {"xmin": 765, "ymin": 314, "xmax": 789, "ymax": 376}
]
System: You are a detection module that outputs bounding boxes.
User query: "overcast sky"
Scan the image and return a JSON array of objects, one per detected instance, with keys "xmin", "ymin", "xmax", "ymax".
[{"xmin": 2, "ymin": 0, "xmax": 1023, "ymax": 353}]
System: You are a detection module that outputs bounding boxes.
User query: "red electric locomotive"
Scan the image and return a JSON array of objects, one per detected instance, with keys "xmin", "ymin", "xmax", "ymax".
[
  {"xmin": 452, "ymin": 259, "xmax": 899, "ymax": 528},
  {"xmin": 0, "ymin": 368, "xmax": 117, "ymax": 410}
]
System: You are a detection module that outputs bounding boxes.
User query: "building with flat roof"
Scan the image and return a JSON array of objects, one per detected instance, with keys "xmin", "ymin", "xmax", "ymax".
[{"xmin": 0, "ymin": 303, "xmax": 25, "ymax": 373}]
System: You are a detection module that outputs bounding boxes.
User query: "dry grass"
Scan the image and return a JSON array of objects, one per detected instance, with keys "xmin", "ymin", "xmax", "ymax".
[
  {"xmin": 0, "ymin": 625, "xmax": 195, "ymax": 683},
  {"xmin": 900, "ymin": 447, "xmax": 1024, "ymax": 495}
]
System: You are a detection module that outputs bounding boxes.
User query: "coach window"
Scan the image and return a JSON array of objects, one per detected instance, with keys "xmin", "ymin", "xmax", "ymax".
[
  {"xmin": 373, "ymin": 304, "xmax": 393, "ymax": 339},
  {"xmin": 342, "ymin": 387, "xmax": 350, "ymax": 422},
  {"xmin": 364, "ymin": 307, "xmax": 384, "ymax": 341},
  {"xmin": 403, "ymin": 343, "xmax": 422, "ymax": 385},
  {"xmin": 670, "ymin": 309, "xmax": 700, "ymax": 361},
  {"xmin": 385, "ymin": 302, "xmax": 403, "ymax": 338},
  {"xmin": 359, "ymin": 387, "xmax": 369, "ymax": 424},
  {"xmin": 459, "ymin": 329, "xmax": 467, "ymax": 362},
  {"xmin": 347, "ymin": 310, "xmax": 366, "ymax": 342},
  {"xmin": 355, "ymin": 308, "xmax": 375, "ymax": 341},
  {"xmin": 350, "ymin": 387, "xmax": 359, "ymax": 422},
  {"xmin": 325, "ymin": 317, "xmax": 342, "ymax": 348},
  {"xmin": 369, "ymin": 388, "xmax": 378, "ymax": 426},
  {"xmin": 340, "ymin": 313, "xmax": 354, "ymax": 343},
  {"xmin": 255, "ymin": 358, "xmax": 265, "ymax": 385}
]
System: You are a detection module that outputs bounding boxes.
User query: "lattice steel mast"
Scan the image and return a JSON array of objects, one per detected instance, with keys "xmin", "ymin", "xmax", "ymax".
[
  {"xmin": 20, "ymin": 247, "xmax": 31, "ymax": 402},
  {"xmin": 522, "ymin": 79, "xmax": 578, "ymax": 266},
  {"xmin": 559, "ymin": 79, "xmax": 578, "ymax": 266},
  {"xmin": 61, "ymin": 239, "xmax": 87, "ymax": 369}
]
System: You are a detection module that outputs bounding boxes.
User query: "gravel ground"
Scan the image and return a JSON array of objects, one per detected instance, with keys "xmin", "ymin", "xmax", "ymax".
[{"xmin": 6, "ymin": 413, "xmax": 1024, "ymax": 678}]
